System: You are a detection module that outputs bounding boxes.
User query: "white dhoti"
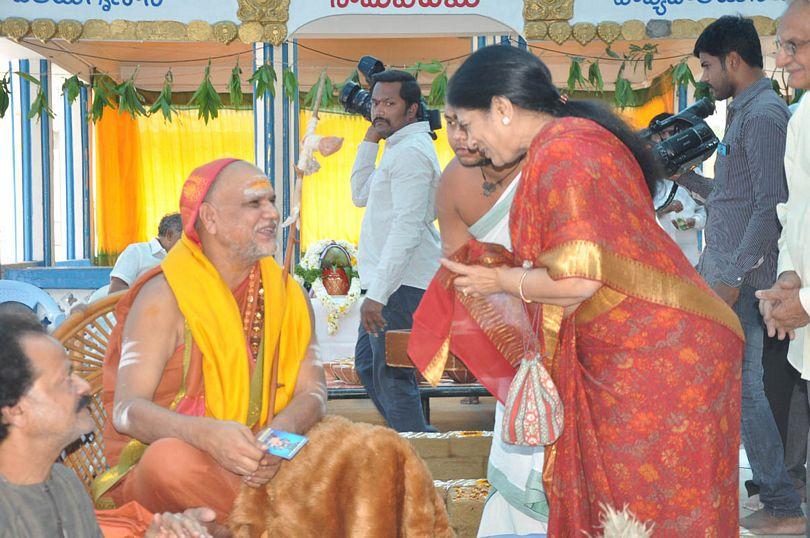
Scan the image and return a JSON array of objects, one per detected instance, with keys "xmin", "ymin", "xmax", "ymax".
[{"xmin": 468, "ymin": 176, "xmax": 548, "ymax": 537}]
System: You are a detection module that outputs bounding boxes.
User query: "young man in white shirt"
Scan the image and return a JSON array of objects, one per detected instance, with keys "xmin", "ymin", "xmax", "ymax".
[
  {"xmin": 108, "ymin": 213, "xmax": 182, "ymax": 293},
  {"xmin": 350, "ymin": 70, "xmax": 441, "ymax": 432}
]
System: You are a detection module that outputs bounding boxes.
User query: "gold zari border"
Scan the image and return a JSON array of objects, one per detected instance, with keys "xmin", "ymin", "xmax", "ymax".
[{"xmin": 537, "ymin": 240, "xmax": 744, "ymax": 339}]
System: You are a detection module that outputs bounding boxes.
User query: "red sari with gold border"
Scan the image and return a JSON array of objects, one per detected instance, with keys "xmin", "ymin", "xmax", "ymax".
[{"xmin": 510, "ymin": 117, "xmax": 743, "ymax": 536}]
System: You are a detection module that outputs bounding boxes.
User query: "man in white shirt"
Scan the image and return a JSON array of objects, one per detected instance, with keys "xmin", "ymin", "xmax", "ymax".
[
  {"xmin": 655, "ymin": 180, "xmax": 707, "ymax": 266},
  {"xmin": 350, "ymin": 70, "xmax": 441, "ymax": 432},
  {"xmin": 109, "ymin": 213, "xmax": 182, "ymax": 293},
  {"xmin": 756, "ymin": 0, "xmax": 810, "ymax": 530}
]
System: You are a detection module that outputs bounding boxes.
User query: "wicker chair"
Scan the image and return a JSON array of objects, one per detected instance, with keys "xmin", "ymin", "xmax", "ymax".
[{"xmin": 53, "ymin": 292, "xmax": 123, "ymax": 495}]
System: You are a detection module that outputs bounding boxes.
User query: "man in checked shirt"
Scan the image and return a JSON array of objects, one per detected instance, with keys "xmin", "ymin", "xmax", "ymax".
[{"xmin": 682, "ymin": 15, "xmax": 800, "ymax": 535}]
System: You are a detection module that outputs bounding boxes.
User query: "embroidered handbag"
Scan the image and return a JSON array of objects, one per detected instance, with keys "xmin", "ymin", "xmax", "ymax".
[{"xmin": 501, "ymin": 352, "xmax": 564, "ymax": 446}]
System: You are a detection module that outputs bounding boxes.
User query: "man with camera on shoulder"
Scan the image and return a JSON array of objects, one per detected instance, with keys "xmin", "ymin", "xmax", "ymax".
[{"xmin": 349, "ymin": 69, "xmax": 441, "ymax": 432}]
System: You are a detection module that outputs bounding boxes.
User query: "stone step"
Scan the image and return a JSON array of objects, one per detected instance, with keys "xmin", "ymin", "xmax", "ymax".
[
  {"xmin": 400, "ymin": 430, "xmax": 493, "ymax": 481},
  {"xmin": 435, "ymin": 479, "xmax": 492, "ymax": 538}
]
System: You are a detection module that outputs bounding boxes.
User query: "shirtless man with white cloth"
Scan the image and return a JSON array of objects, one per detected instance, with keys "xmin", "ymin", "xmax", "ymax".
[{"xmin": 436, "ymin": 106, "xmax": 546, "ymax": 537}]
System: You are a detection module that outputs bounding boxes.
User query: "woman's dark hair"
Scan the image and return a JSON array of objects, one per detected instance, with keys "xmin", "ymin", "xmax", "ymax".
[
  {"xmin": 693, "ymin": 15, "xmax": 763, "ymax": 69},
  {"xmin": 447, "ymin": 45, "xmax": 661, "ymax": 198}
]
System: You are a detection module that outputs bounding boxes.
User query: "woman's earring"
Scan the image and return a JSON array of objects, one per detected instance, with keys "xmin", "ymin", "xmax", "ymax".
[{"xmin": 502, "ymin": 117, "xmax": 511, "ymax": 126}]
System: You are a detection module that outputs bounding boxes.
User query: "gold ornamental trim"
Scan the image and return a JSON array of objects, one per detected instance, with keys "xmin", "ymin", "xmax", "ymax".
[
  {"xmin": 670, "ymin": 19, "xmax": 701, "ymax": 39},
  {"xmin": 572, "ymin": 22, "xmax": 596, "ymax": 46},
  {"xmin": 524, "ymin": 0, "xmax": 575, "ymax": 22},
  {"xmin": 547, "ymin": 21, "xmax": 572, "ymax": 45},
  {"xmin": 31, "ymin": 19, "xmax": 57, "ymax": 43},
  {"xmin": 525, "ymin": 21, "xmax": 548, "ymax": 40},
  {"xmin": 596, "ymin": 21, "xmax": 622, "ymax": 44},
  {"xmin": 621, "ymin": 19, "xmax": 646, "ymax": 40}
]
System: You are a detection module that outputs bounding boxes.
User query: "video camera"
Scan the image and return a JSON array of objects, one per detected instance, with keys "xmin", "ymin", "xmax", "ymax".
[
  {"xmin": 639, "ymin": 97, "xmax": 719, "ymax": 177},
  {"xmin": 339, "ymin": 55, "xmax": 443, "ymax": 140}
]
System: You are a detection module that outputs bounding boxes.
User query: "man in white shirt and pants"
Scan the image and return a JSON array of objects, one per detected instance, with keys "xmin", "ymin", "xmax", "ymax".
[
  {"xmin": 756, "ymin": 1, "xmax": 810, "ymax": 532},
  {"xmin": 350, "ymin": 70, "xmax": 441, "ymax": 432}
]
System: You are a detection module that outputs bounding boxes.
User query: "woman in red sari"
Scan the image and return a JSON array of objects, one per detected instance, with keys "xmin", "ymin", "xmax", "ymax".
[{"xmin": 440, "ymin": 46, "xmax": 744, "ymax": 536}]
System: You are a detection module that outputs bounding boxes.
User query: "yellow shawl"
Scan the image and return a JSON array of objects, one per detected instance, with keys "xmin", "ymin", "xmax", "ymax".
[{"xmin": 162, "ymin": 234, "xmax": 311, "ymax": 426}]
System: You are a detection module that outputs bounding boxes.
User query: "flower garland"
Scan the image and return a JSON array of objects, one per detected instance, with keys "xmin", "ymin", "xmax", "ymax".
[{"xmin": 294, "ymin": 239, "xmax": 361, "ymax": 335}]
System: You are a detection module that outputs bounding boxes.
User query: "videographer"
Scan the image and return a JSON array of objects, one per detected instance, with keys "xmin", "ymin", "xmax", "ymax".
[
  {"xmin": 350, "ymin": 70, "xmax": 441, "ymax": 432},
  {"xmin": 649, "ymin": 112, "xmax": 707, "ymax": 266},
  {"xmin": 690, "ymin": 15, "xmax": 799, "ymax": 534}
]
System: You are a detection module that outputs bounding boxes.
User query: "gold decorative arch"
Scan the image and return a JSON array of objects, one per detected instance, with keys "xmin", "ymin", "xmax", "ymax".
[{"xmin": 0, "ymin": 0, "xmax": 778, "ymax": 45}]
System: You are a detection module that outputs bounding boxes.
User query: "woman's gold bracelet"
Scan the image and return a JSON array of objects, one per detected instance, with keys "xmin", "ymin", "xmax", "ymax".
[{"xmin": 518, "ymin": 269, "xmax": 532, "ymax": 304}]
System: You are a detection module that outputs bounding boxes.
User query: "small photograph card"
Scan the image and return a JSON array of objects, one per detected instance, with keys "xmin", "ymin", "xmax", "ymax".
[{"xmin": 257, "ymin": 428, "xmax": 309, "ymax": 460}]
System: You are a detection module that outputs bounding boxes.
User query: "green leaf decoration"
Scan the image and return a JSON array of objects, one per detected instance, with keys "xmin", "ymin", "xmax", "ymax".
[
  {"xmin": 567, "ymin": 57, "xmax": 587, "ymax": 93},
  {"xmin": 249, "ymin": 63, "xmax": 277, "ymax": 100},
  {"xmin": 416, "ymin": 60, "xmax": 444, "ymax": 75},
  {"xmin": 91, "ymin": 75, "xmax": 116, "ymax": 123},
  {"xmin": 428, "ymin": 70, "xmax": 447, "ymax": 108},
  {"xmin": 282, "ymin": 68, "xmax": 298, "ymax": 102},
  {"xmin": 605, "ymin": 47, "xmax": 622, "ymax": 60},
  {"xmin": 587, "ymin": 60, "xmax": 604, "ymax": 92},
  {"xmin": 114, "ymin": 69, "xmax": 147, "ymax": 120},
  {"xmin": 613, "ymin": 64, "xmax": 637, "ymax": 109},
  {"xmin": 693, "ymin": 81, "xmax": 713, "ymax": 102},
  {"xmin": 0, "ymin": 75, "xmax": 10, "ymax": 119},
  {"xmin": 671, "ymin": 59, "xmax": 695, "ymax": 88},
  {"xmin": 17, "ymin": 72, "xmax": 41, "ymax": 86},
  {"xmin": 189, "ymin": 60, "xmax": 222, "ymax": 124},
  {"xmin": 771, "ymin": 78, "xmax": 783, "ymax": 97},
  {"xmin": 28, "ymin": 86, "xmax": 54, "ymax": 121},
  {"xmin": 228, "ymin": 61, "xmax": 244, "ymax": 108},
  {"xmin": 149, "ymin": 70, "xmax": 177, "ymax": 122},
  {"xmin": 792, "ymin": 88, "xmax": 805, "ymax": 105},
  {"xmin": 62, "ymin": 74, "xmax": 86, "ymax": 107}
]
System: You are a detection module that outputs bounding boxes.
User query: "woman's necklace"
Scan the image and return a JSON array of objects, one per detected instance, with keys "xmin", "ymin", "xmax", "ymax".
[{"xmin": 480, "ymin": 161, "xmax": 521, "ymax": 197}]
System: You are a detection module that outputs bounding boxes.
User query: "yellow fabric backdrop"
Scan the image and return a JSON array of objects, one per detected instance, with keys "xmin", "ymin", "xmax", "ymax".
[
  {"xmin": 95, "ymin": 109, "xmax": 254, "ymax": 255},
  {"xmin": 95, "ymin": 101, "xmax": 668, "ymax": 256},
  {"xmin": 299, "ymin": 110, "xmax": 455, "ymax": 250}
]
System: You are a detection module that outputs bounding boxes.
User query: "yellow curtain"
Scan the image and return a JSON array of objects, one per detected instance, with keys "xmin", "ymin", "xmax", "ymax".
[
  {"xmin": 95, "ymin": 109, "xmax": 254, "ymax": 255},
  {"xmin": 299, "ymin": 110, "xmax": 454, "ymax": 250},
  {"xmin": 616, "ymin": 79, "xmax": 675, "ymax": 131}
]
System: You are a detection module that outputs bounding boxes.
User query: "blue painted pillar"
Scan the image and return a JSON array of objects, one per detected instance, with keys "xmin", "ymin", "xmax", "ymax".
[
  {"xmin": 79, "ymin": 85, "xmax": 91, "ymax": 260},
  {"xmin": 39, "ymin": 59, "xmax": 53, "ymax": 266},
  {"xmin": 18, "ymin": 60, "xmax": 33, "ymax": 261},
  {"xmin": 64, "ymin": 91, "xmax": 76, "ymax": 260}
]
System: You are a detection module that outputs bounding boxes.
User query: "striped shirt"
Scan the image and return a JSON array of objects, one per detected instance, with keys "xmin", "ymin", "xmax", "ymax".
[{"xmin": 681, "ymin": 77, "xmax": 790, "ymax": 290}]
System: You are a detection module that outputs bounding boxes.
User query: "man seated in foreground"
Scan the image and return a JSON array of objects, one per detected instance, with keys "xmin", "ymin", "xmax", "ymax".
[
  {"xmin": 0, "ymin": 312, "xmax": 214, "ymax": 537},
  {"xmin": 96, "ymin": 158, "xmax": 326, "ymax": 522}
]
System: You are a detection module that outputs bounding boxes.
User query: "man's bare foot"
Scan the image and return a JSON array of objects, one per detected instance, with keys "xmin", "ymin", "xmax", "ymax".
[{"xmin": 739, "ymin": 509, "xmax": 805, "ymax": 535}]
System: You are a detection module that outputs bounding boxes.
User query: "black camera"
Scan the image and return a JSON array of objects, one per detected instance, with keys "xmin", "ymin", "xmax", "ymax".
[
  {"xmin": 639, "ymin": 98, "xmax": 719, "ymax": 177},
  {"xmin": 339, "ymin": 55, "xmax": 442, "ymax": 139}
]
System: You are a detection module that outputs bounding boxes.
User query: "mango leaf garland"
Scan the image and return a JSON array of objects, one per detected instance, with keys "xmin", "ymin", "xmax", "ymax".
[
  {"xmin": 671, "ymin": 59, "xmax": 695, "ymax": 89},
  {"xmin": 613, "ymin": 64, "xmax": 637, "ymax": 109},
  {"xmin": 428, "ymin": 70, "xmax": 447, "ymax": 108},
  {"xmin": 282, "ymin": 68, "xmax": 298, "ymax": 102},
  {"xmin": 189, "ymin": 60, "xmax": 222, "ymax": 124},
  {"xmin": 0, "ymin": 75, "xmax": 9, "ymax": 118},
  {"xmin": 587, "ymin": 60, "xmax": 604, "ymax": 92},
  {"xmin": 693, "ymin": 81, "xmax": 713, "ymax": 102},
  {"xmin": 567, "ymin": 57, "xmax": 586, "ymax": 93},
  {"xmin": 91, "ymin": 75, "xmax": 116, "ymax": 123},
  {"xmin": 114, "ymin": 69, "xmax": 147, "ymax": 120},
  {"xmin": 62, "ymin": 74, "xmax": 86, "ymax": 107},
  {"xmin": 250, "ymin": 63, "xmax": 277, "ymax": 100},
  {"xmin": 16, "ymin": 72, "xmax": 54, "ymax": 121},
  {"xmin": 228, "ymin": 61, "xmax": 244, "ymax": 107},
  {"xmin": 149, "ymin": 70, "xmax": 177, "ymax": 122}
]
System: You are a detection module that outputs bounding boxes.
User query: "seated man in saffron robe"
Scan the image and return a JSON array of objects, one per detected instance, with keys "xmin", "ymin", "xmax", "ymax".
[{"xmin": 95, "ymin": 158, "xmax": 326, "ymax": 524}]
